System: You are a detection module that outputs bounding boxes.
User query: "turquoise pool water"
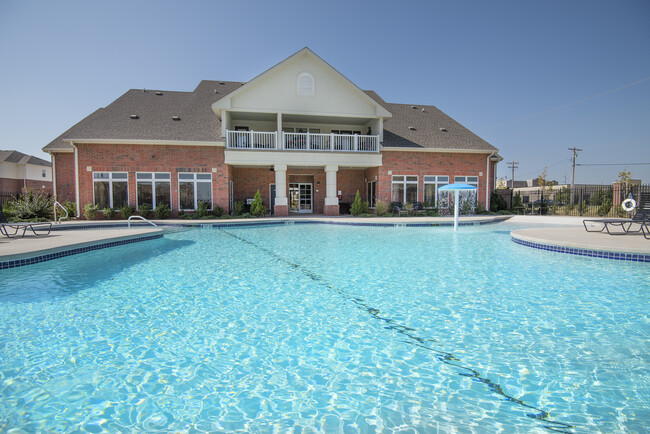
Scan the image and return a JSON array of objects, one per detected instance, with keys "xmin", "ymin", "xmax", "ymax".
[{"xmin": 0, "ymin": 223, "xmax": 648, "ymax": 432}]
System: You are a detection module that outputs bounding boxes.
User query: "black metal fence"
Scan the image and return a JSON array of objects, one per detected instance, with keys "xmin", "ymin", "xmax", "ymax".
[
  {"xmin": 494, "ymin": 184, "xmax": 650, "ymax": 217},
  {"xmin": 0, "ymin": 192, "xmax": 15, "ymax": 208}
]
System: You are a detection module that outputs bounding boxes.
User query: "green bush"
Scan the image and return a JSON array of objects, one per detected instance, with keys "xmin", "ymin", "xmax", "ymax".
[
  {"xmin": 212, "ymin": 205, "xmax": 224, "ymax": 218},
  {"xmin": 103, "ymin": 207, "xmax": 114, "ymax": 219},
  {"xmin": 58, "ymin": 201, "xmax": 76, "ymax": 219},
  {"xmin": 84, "ymin": 203, "xmax": 100, "ymax": 220},
  {"xmin": 250, "ymin": 190, "xmax": 266, "ymax": 217},
  {"xmin": 350, "ymin": 190, "xmax": 364, "ymax": 216},
  {"xmin": 426, "ymin": 208, "xmax": 440, "ymax": 217},
  {"xmin": 597, "ymin": 200, "xmax": 612, "ymax": 217},
  {"xmin": 119, "ymin": 205, "xmax": 136, "ymax": 219},
  {"xmin": 153, "ymin": 203, "xmax": 171, "ymax": 219},
  {"xmin": 233, "ymin": 200, "xmax": 245, "ymax": 216},
  {"xmin": 512, "ymin": 192, "xmax": 522, "ymax": 211},
  {"xmin": 6, "ymin": 191, "xmax": 54, "ymax": 221},
  {"xmin": 138, "ymin": 203, "xmax": 152, "ymax": 218},
  {"xmin": 490, "ymin": 191, "xmax": 508, "ymax": 212},
  {"xmin": 374, "ymin": 200, "xmax": 389, "ymax": 216},
  {"xmin": 196, "ymin": 201, "xmax": 210, "ymax": 218}
]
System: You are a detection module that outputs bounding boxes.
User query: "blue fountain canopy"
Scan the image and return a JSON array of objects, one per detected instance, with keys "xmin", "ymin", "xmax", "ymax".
[{"xmin": 438, "ymin": 183, "xmax": 477, "ymax": 191}]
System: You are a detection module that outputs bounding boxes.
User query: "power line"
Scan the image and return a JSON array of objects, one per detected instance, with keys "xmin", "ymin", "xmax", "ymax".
[{"xmin": 506, "ymin": 161, "xmax": 519, "ymax": 188}]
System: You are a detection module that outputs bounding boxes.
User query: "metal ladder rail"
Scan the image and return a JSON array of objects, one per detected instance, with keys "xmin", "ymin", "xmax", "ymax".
[
  {"xmin": 53, "ymin": 201, "xmax": 69, "ymax": 224},
  {"xmin": 127, "ymin": 215, "xmax": 158, "ymax": 229}
]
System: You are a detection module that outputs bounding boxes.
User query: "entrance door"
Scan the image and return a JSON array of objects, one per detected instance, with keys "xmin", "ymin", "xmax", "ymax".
[{"xmin": 289, "ymin": 183, "xmax": 312, "ymax": 213}]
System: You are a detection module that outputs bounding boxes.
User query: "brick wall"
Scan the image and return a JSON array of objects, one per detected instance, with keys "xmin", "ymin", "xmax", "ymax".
[
  {"xmin": 378, "ymin": 151, "xmax": 493, "ymax": 206},
  {"xmin": 53, "ymin": 153, "xmax": 76, "ymax": 202},
  {"xmin": 72, "ymin": 143, "xmax": 230, "ymax": 213}
]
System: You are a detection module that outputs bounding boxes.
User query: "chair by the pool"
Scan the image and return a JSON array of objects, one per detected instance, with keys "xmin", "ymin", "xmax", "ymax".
[
  {"xmin": 392, "ymin": 202, "xmax": 409, "ymax": 216},
  {"xmin": 0, "ymin": 210, "xmax": 52, "ymax": 238},
  {"xmin": 413, "ymin": 201, "xmax": 426, "ymax": 216},
  {"xmin": 583, "ymin": 192, "xmax": 650, "ymax": 235}
]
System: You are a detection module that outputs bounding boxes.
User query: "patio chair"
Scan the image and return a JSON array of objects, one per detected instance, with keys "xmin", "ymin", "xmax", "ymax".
[
  {"xmin": 0, "ymin": 210, "xmax": 52, "ymax": 238},
  {"xmin": 392, "ymin": 202, "xmax": 409, "ymax": 216},
  {"xmin": 413, "ymin": 201, "xmax": 426, "ymax": 216},
  {"xmin": 583, "ymin": 192, "xmax": 650, "ymax": 235}
]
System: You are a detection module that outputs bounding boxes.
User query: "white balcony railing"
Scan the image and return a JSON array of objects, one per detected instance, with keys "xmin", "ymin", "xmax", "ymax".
[
  {"xmin": 226, "ymin": 130, "xmax": 380, "ymax": 153},
  {"xmin": 283, "ymin": 132, "xmax": 379, "ymax": 152},
  {"xmin": 226, "ymin": 130, "xmax": 277, "ymax": 149}
]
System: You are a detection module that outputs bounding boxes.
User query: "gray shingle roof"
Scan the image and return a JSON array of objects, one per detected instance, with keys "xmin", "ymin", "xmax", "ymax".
[
  {"xmin": 44, "ymin": 81, "xmax": 496, "ymax": 153},
  {"xmin": 1, "ymin": 150, "xmax": 51, "ymax": 166},
  {"xmin": 43, "ymin": 81, "xmax": 242, "ymax": 152},
  {"xmin": 363, "ymin": 91, "xmax": 497, "ymax": 152}
]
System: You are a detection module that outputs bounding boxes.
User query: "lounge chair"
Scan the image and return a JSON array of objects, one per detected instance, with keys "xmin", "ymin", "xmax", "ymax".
[
  {"xmin": 583, "ymin": 192, "xmax": 650, "ymax": 235},
  {"xmin": 0, "ymin": 210, "xmax": 52, "ymax": 238}
]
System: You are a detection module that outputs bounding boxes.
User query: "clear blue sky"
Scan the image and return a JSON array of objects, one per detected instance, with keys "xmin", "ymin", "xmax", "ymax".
[{"xmin": 1, "ymin": 0, "xmax": 649, "ymax": 185}]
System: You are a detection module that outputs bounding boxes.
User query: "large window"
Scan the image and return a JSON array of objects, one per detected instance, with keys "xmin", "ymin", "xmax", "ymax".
[
  {"xmin": 136, "ymin": 172, "xmax": 171, "ymax": 209},
  {"xmin": 424, "ymin": 175, "xmax": 449, "ymax": 207},
  {"xmin": 454, "ymin": 176, "xmax": 479, "ymax": 210},
  {"xmin": 367, "ymin": 180, "xmax": 376, "ymax": 208},
  {"xmin": 391, "ymin": 175, "xmax": 418, "ymax": 204},
  {"xmin": 178, "ymin": 173, "xmax": 212, "ymax": 210},
  {"xmin": 93, "ymin": 172, "xmax": 128, "ymax": 208}
]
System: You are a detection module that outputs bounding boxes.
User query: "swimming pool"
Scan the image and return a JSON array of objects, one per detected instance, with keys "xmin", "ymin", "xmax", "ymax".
[{"xmin": 1, "ymin": 223, "xmax": 648, "ymax": 432}]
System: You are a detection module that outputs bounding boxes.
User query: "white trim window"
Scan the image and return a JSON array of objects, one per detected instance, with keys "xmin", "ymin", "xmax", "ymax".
[
  {"xmin": 178, "ymin": 173, "xmax": 212, "ymax": 211},
  {"xmin": 93, "ymin": 172, "xmax": 128, "ymax": 208},
  {"xmin": 454, "ymin": 176, "xmax": 479, "ymax": 188},
  {"xmin": 297, "ymin": 72, "xmax": 314, "ymax": 96},
  {"xmin": 454, "ymin": 176, "xmax": 479, "ymax": 210},
  {"xmin": 391, "ymin": 175, "xmax": 418, "ymax": 203},
  {"xmin": 424, "ymin": 175, "xmax": 449, "ymax": 207},
  {"xmin": 136, "ymin": 172, "xmax": 171, "ymax": 209}
]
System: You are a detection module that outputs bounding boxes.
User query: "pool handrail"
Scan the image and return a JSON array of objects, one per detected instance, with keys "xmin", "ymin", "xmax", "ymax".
[
  {"xmin": 53, "ymin": 201, "xmax": 68, "ymax": 224},
  {"xmin": 127, "ymin": 215, "xmax": 158, "ymax": 229}
]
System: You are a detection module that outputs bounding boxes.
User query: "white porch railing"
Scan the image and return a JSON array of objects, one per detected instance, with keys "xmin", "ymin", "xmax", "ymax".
[
  {"xmin": 283, "ymin": 132, "xmax": 379, "ymax": 152},
  {"xmin": 226, "ymin": 130, "xmax": 380, "ymax": 152},
  {"xmin": 226, "ymin": 130, "xmax": 277, "ymax": 149}
]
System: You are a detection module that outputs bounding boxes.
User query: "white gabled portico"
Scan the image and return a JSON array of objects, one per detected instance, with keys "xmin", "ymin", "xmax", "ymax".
[{"xmin": 213, "ymin": 47, "xmax": 390, "ymax": 216}]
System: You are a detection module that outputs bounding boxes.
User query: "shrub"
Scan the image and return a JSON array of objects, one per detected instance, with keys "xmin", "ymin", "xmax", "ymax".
[
  {"xmin": 138, "ymin": 203, "xmax": 152, "ymax": 218},
  {"xmin": 426, "ymin": 208, "xmax": 440, "ymax": 217},
  {"xmin": 233, "ymin": 200, "xmax": 245, "ymax": 216},
  {"xmin": 250, "ymin": 190, "xmax": 266, "ymax": 217},
  {"xmin": 153, "ymin": 203, "xmax": 171, "ymax": 219},
  {"xmin": 490, "ymin": 191, "xmax": 508, "ymax": 212},
  {"xmin": 84, "ymin": 203, "xmax": 100, "ymax": 220},
  {"xmin": 196, "ymin": 201, "xmax": 210, "ymax": 218},
  {"xmin": 212, "ymin": 205, "xmax": 224, "ymax": 218},
  {"xmin": 597, "ymin": 200, "xmax": 612, "ymax": 217},
  {"xmin": 374, "ymin": 200, "xmax": 389, "ymax": 216},
  {"xmin": 103, "ymin": 207, "xmax": 114, "ymax": 219},
  {"xmin": 350, "ymin": 190, "xmax": 364, "ymax": 216},
  {"xmin": 7, "ymin": 191, "xmax": 54, "ymax": 221},
  {"xmin": 512, "ymin": 192, "xmax": 522, "ymax": 211},
  {"xmin": 119, "ymin": 205, "xmax": 136, "ymax": 219},
  {"xmin": 62, "ymin": 201, "xmax": 76, "ymax": 219}
]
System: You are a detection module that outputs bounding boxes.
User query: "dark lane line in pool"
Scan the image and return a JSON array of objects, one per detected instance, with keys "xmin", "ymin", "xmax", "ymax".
[{"xmin": 218, "ymin": 228, "xmax": 575, "ymax": 433}]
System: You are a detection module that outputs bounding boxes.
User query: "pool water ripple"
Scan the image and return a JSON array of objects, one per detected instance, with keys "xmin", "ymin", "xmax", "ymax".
[{"xmin": 0, "ymin": 223, "xmax": 648, "ymax": 432}]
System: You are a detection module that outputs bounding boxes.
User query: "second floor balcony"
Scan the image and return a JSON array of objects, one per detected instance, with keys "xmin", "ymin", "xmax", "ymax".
[{"xmin": 226, "ymin": 130, "xmax": 380, "ymax": 153}]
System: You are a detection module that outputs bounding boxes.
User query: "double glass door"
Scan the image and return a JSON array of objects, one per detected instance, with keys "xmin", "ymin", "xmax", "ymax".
[{"xmin": 289, "ymin": 183, "xmax": 312, "ymax": 213}]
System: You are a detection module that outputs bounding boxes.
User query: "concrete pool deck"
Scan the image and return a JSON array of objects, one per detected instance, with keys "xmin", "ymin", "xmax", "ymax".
[{"xmin": 1, "ymin": 215, "xmax": 648, "ymax": 266}]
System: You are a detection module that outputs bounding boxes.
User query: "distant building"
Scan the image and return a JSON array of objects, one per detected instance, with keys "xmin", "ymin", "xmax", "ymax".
[{"xmin": 0, "ymin": 150, "xmax": 53, "ymax": 195}]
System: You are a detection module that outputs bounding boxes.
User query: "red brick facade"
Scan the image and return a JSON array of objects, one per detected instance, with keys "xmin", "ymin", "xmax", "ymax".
[{"xmin": 52, "ymin": 144, "xmax": 497, "ymax": 216}]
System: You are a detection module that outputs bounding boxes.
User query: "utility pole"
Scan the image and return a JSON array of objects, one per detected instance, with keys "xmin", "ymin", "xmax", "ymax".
[
  {"xmin": 568, "ymin": 147, "xmax": 582, "ymax": 203},
  {"xmin": 506, "ymin": 161, "xmax": 519, "ymax": 188}
]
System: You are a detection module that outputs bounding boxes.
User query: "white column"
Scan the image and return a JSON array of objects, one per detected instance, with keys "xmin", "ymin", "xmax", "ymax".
[
  {"xmin": 274, "ymin": 163, "xmax": 288, "ymax": 207},
  {"xmin": 277, "ymin": 113, "xmax": 283, "ymax": 149},
  {"xmin": 324, "ymin": 164, "xmax": 339, "ymax": 206}
]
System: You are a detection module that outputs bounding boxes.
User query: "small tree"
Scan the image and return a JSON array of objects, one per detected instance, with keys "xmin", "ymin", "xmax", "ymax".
[
  {"xmin": 250, "ymin": 190, "xmax": 266, "ymax": 217},
  {"xmin": 350, "ymin": 190, "xmax": 364, "ymax": 216}
]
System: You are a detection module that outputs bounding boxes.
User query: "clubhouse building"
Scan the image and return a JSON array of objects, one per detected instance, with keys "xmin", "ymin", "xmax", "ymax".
[{"xmin": 44, "ymin": 48, "xmax": 500, "ymax": 216}]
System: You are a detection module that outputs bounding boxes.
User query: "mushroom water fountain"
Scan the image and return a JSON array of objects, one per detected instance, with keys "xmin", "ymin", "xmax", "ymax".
[{"xmin": 438, "ymin": 183, "xmax": 478, "ymax": 231}]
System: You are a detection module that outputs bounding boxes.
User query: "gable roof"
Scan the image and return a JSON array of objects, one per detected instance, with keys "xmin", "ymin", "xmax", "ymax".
[
  {"xmin": 211, "ymin": 47, "xmax": 391, "ymax": 118},
  {"xmin": 43, "ymin": 50, "xmax": 496, "ymax": 154},
  {"xmin": 0, "ymin": 150, "xmax": 51, "ymax": 166}
]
